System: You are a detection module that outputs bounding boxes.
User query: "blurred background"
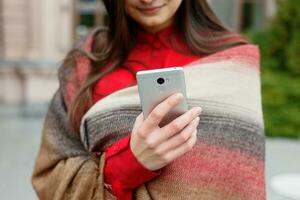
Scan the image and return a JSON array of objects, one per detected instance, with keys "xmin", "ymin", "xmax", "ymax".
[{"xmin": 0, "ymin": 0, "xmax": 299, "ymax": 199}]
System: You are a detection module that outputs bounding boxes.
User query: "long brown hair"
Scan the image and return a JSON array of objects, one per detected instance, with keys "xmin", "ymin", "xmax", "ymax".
[{"xmin": 65, "ymin": 0, "xmax": 248, "ymax": 133}]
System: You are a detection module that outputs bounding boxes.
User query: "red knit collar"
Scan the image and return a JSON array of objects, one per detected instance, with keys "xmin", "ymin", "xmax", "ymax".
[{"xmin": 135, "ymin": 24, "xmax": 179, "ymax": 49}]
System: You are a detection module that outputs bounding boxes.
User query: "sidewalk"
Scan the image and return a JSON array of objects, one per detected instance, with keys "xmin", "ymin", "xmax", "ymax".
[
  {"xmin": 266, "ymin": 138, "xmax": 300, "ymax": 200},
  {"xmin": 0, "ymin": 106, "xmax": 299, "ymax": 199}
]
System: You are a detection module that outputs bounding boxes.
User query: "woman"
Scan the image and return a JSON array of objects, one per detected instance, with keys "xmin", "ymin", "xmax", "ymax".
[{"xmin": 32, "ymin": 0, "xmax": 265, "ymax": 199}]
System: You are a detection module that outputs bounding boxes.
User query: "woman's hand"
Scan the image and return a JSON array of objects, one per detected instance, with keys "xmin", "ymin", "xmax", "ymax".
[{"xmin": 130, "ymin": 93, "xmax": 202, "ymax": 171}]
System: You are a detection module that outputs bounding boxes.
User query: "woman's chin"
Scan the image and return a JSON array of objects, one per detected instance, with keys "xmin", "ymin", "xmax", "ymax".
[{"xmin": 139, "ymin": 19, "xmax": 171, "ymax": 32}]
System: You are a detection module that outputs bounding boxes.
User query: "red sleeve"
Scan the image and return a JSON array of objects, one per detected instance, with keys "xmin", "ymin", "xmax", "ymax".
[{"xmin": 104, "ymin": 135, "xmax": 161, "ymax": 199}]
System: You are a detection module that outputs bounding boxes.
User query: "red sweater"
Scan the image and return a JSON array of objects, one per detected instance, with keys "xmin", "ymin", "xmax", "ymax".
[{"xmin": 92, "ymin": 25, "xmax": 202, "ymax": 200}]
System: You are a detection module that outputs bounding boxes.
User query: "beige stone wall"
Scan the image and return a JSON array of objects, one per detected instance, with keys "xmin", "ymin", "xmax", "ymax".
[
  {"xmin": 0, "ymin": 66, "xmax": 59, "ymax": 104},
  {"xmin": 2, "ymin": 0, "xmax": 30, "ymax": 58},
  {"xmin": 1, "ymin": 0, "xmax": 74, "ymax": 60},
  {"xmin": 0, "ymin": 2, "xmax": 3, "ymax": 55},
  {"xmin": 0, "ymin": 0, "xmax": 74, "ymax": 104}
]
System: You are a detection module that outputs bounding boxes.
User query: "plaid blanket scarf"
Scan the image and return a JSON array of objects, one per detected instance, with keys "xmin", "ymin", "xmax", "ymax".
[{"xmin": 32, "ymin": 31, "xmax": 265, "ymax": 200}]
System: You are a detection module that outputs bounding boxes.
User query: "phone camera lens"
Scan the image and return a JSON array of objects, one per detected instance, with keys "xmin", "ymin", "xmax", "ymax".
[{"xmin": 157, "ymin": 77, "xmax": 165, "ymax": 85}]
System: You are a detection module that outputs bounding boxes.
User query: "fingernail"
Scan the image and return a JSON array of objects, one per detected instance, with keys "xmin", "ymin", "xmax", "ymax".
[
  {"xmin": 193, "ymin": 117, "xmax": 200, "ymax": 124},
  {"xmin": 195, "ymin": 107, "xmax": 202, "ymax": 115},
  {"xmin": 174, "ymin": 93, "xmax": 183, "ymax": 100}
]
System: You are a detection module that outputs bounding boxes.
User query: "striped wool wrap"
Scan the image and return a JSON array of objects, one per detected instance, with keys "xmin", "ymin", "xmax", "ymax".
[
  {"xmin": 81, "ymin": 44, "xmax": 266, "ymax": 199},
  {"xmin": 31, "ymin": 42, "xmax": 265, "ymax": 200}
]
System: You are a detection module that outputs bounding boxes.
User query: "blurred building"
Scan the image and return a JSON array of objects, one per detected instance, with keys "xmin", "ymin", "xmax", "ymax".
[
  {"xmin": 0, "ymin": 0, "xmax": 106, "ymax": 105},
  {"xmin": 210, "ymin": 0, "xmax": 277, "ymax": 32},
  {"xmin": 0, "ymin": 0, "xmax": 276, "ymax": 106}
]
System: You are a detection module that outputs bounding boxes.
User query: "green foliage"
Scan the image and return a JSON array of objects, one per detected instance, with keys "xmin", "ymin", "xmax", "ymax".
[
  {"xmin": 245, "ymin": 0, "xmax": 300, "ymax": 138},
  {"xmin": 261, "ymin": 69, "xmax": 300, "ymax": 138},
  {"xmin": 265, "ymin": 0, "xmax": 300, "ymax": 75}
]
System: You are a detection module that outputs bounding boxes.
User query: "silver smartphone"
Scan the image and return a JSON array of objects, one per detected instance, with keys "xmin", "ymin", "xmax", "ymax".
[{"xmin": 136, "ymin": 67, "xmax": 188, "ymax": 127}]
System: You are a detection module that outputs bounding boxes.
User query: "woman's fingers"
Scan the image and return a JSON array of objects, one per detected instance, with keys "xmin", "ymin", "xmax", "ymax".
[
  {"xmin": 155, "ymin": 117, "xmax": 199, "ymax": 155},
  {"xmin": 163, "ymin": 130, "xmax": 198, "ymax": 163},
  {"xmin": 142, "ymin": 93, "xmax": 183, "ymax": 133},
  {"xmin": 132, "ymin": 113, "xmax": 144, "ymax": 134},
  {"xmin": 144, "ymin": 106, "xmax": 201, "ymax": 147},
  {"xmin": 157, "ymin": 106, "xmax": 201, "ymax": 141}
]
